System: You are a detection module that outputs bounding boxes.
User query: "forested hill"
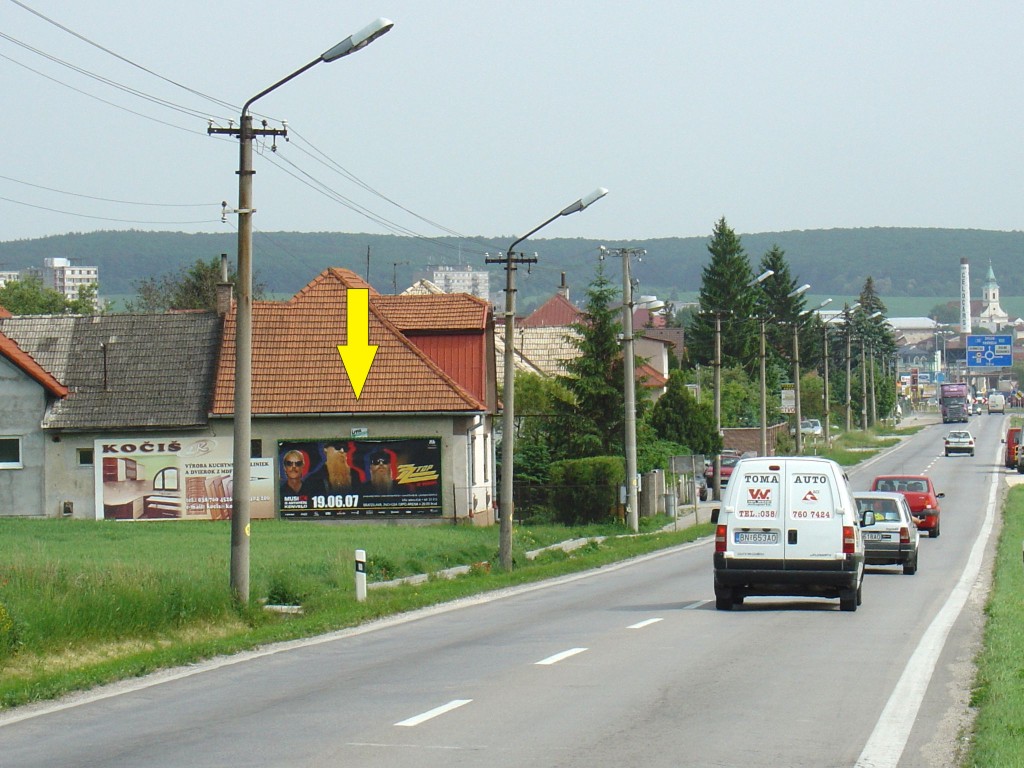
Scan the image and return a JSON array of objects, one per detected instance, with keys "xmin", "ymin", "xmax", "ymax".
[{"xmin": 0, "ymin": 227, "xmax": 1021, "ymax": 305}]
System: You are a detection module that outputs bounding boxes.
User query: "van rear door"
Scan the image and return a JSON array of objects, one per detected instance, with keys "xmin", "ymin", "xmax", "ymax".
[
  {"xmin": 726, "ymin": 459, "xmax": 784, "ymax": 560},
  {"xmin": 785, "ymin": 462, "xmax": 842, "ymax": 561}
]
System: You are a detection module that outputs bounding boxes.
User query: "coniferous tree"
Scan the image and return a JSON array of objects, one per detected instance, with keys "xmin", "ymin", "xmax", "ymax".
[
  {"xmin": 554, "ymin": 261, "xmax": 642, "ymax": 459},
  {"xmin": 686, "ymin": 218, "xmax": 759, "ymax": 373}
]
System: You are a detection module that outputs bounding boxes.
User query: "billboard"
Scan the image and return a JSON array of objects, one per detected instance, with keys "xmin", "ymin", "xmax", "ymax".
[
  {"xmin": 95, "ymin": 437, "xmax": 275, "ymax": 521},
  {"xmin": 277, "ymin": 437, "xmax": 442, "ymax": 518}
]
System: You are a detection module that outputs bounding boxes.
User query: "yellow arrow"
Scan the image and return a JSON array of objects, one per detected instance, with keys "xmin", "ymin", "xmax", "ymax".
[{"xmin": 337, "ymin": 288, "xmax": 378, "ymax": 399}]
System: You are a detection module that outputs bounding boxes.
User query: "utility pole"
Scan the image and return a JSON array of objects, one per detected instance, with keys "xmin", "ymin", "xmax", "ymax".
[
  {"xmin": 606, "ymin": 246, "xmax": 647, "ymax": 533},
  {"xmin": 209, "ymin": 116, "xmax": 287, "ymax": 604},
  {"xmin": 486, "ymin": 249, "xmax": 537, "ymax": 567}
]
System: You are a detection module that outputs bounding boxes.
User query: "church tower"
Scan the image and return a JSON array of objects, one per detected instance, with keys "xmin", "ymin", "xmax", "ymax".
[{"xmin": 978, "ymin": 260, "xmax": 1009, "ymax": 331}]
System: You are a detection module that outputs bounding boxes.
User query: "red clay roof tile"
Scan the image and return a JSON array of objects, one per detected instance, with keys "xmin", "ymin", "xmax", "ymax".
[{"xmin": 212, "ymin": 269, "xmax": 487, "ymax": 415}]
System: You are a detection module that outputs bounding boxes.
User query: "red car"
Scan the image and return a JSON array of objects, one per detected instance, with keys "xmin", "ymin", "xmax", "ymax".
[{"xmin": 870, "ymin": 475, "xmax": 944, "ymax": 538}]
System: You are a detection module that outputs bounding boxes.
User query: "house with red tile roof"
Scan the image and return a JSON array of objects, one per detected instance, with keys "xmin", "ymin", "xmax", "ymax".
[
  {"xmin": 0, "ymin": 330, "xmax": 68, "ymax": 516},
  {"xmin": 208, "ymin": 268, "xmax": 498, "ymax": 524}
]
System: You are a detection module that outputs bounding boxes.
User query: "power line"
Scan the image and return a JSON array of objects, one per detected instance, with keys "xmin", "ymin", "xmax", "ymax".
[
  {"xmin": 0, "ymin": 32, "xmax": 226, "ymax": 123},
  {"xmin": 0, "ymin": 193, "xmax": 219, "ymax": 225},
  {"xmin": 0, "ymin": 172, "xmax": 217, "ymax": 207},
  {"xmin": 7, "ymin": 0, "xmax": 238, "ymax": 114},
  {"xmin": 0, "ymin": 51, "xmax": 208, "ymax": 135}
]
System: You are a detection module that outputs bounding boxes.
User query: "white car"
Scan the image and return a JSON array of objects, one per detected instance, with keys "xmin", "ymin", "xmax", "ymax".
[
  {"xmin": 944, "ymin": 430, "xmax": 975, "ymax": 457},
  {"xmin": 800, "ymin": 419, "xmax": 823, "ymax": 437},
  {"xmin": 855, "ymin": 491, "xmax": 920, "ymax": 575}
]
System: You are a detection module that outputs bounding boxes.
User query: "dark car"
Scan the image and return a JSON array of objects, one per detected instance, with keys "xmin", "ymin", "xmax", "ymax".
[{"xmin": 870, "ymin": 475, "xmax": 944, "ymax": 538}]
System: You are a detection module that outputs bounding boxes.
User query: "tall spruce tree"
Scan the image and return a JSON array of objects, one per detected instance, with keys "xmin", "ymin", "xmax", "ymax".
[
  {"xmin": 553, "ymin": 260, "xmax": 639, "ymax": 459},
  {"xmin": 687, "ymin": 218, "xmax": 760, "ymax": 373}
]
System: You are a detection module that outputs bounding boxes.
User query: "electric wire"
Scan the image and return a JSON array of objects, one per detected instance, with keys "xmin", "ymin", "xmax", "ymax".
[
  {"xmin": 0, "ymin": 173, "xmax": 217, "ymax": 208},
  {"xmin": 0, "ymin": 31, "xmax": 227, "ymax": 123},
  {"xmin": 2, "ymin": 1, "xmax": 520, "ymax": 264},
  {"xmin": 0, "ymin": 51, "xmax": 208, "ymax": 135},
  {"xmin": 0, "ymin": 193, "xmax": 220, "ymax": 225},
  {"xmin": 7, "ymin": 0, "xmax": 239, "ymax": 114}
]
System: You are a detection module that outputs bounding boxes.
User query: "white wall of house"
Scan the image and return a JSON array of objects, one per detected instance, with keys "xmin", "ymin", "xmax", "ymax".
[
  {"xmin": 0, "ymin": 357, "xmax": 48, "ymax": 517},
  {"xmin": 35, "ymin": 413, "xmax": 496, "ymax": 524}
]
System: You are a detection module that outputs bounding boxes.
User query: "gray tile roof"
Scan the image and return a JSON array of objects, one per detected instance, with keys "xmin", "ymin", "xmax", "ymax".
[{"xmin": 0, "ymin": 313, "xmax": 222, "ymax": 430}]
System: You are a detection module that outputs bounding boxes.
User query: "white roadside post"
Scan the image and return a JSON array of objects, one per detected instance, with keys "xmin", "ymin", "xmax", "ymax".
[{"xmin": 355, "ymin": 549, "xmax": 367, "ymax": 602}]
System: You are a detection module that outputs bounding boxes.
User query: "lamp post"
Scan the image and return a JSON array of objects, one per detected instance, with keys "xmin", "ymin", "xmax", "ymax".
[
  {"xmin": 754, "ymin": 269, "xmax": 776, "ymax": 457},
  {"xmin": 608, "ymin": 247, "xmax": 661, "ymax": 533},
  {"xmin": 857, "ymin": 310, "xmax": 883, "ymax": 430},
  {"xmin": 841, "ymin": 302, "xmax": 860, "ymax": 433},
  {"xmin": 210, "ymin": 18, "xmax": 394, "ymax": 604},
  {"xmin": 713, "ymin": 269, "xmax": 773, "ymax": 497},
  {"xmin": 491, "ymin": 189, "xmax": 607, "ymax": 571},
  {"xmin": 787, "ymin": 284, "xmax": 811, "ymax": 453}
]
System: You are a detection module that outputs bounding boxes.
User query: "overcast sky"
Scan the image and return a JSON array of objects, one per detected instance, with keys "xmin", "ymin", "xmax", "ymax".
[{"xmin": 1, "ymin": 0, "xmax": 1022, "ymax": 251}]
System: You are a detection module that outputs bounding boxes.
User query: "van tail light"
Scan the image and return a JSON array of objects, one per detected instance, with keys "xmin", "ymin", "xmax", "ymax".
[
  {"xmin": 900, "ymin": 526, "xmax": 910, "ymax": 545},
  {"xmin": 715, "ymin": 525, "xmax": 728, "ymax": 553},
  {"xmin": 842, "ymin": 525, "xmax": 856, "ymax": 554}
]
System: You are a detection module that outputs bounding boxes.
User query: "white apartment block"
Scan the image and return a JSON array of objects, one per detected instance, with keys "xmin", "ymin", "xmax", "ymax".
[
  {"xmin": 429, "ymin": 264, "xmax": 489, "ymax": 301},
  {"xmin": 44, "ymin": 258, "xmax": 99, "ymax": 300},
  {"xmin": 0, "ymin": 270, "xmax": 20, "ymax": 287}
]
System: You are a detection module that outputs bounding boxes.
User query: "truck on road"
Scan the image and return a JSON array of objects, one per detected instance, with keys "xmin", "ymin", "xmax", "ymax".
[{"xmin": 939, "ymin": 382, "xmax": 970, "ymax": 423}]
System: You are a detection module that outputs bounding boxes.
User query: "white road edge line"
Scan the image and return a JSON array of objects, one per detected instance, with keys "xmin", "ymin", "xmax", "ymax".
[
  {"xmin": 395, "ymin": 699, "xmax": 472, "ymax": 727},
  {"xmin": 854, "ymin": 437, "xmax": 1000, "ymax": 768},
  {"xmin": 627, "ymin": 618, "xmax": 663, "ymax": 629},
  {"xmin": 535, "ymin": 647, "xmax": 588, "ymax": 665}
]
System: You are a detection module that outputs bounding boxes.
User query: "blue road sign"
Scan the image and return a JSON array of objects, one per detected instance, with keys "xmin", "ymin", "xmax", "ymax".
[{"xmin": 966, "ymin": 334, "xmax": 1013, "ymax": 368}]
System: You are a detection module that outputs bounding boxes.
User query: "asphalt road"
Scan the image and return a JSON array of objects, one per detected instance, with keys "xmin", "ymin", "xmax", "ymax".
[{"xmin": 0, "ymin": 413, "xmax": 1004, "ymax": 768}]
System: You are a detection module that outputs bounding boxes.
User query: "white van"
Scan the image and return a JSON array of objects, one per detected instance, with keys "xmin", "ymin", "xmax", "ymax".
[
  {"xmin": 712, "ymin": 456, "xmax": 865, "ymax": 611},
  {"xmin": 988, "ymin": 392, "xmax": 1006, "ymax": 414}
]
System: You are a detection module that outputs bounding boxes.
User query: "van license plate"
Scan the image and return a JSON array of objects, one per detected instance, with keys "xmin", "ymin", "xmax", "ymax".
[{"xmin": 734, "ymin": 531, "xmax": 779, "ymax": 545}]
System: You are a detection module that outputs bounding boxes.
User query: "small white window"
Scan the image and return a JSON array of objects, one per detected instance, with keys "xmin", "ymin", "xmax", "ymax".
[{"xmin": 0, "ymin": 437, "xmax": 23, "ymax": 468}]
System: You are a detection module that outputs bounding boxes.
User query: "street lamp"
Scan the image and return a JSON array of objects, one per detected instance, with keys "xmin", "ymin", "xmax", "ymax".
[
  {"xmin": 491, "ymin": 188, "xmax": 608, "ymax": 571},
  {"xmin": 753, "ymin": 270, "xmax": 776, "ymax": 456},
  {"xmin": 713, "ymin": 269, "xmax": 773, "ymax": 497},
  {"xmin": 211, "ymin": 18, "xmax": 394, "ymax": 604},
  {"xmin": 787, "ymin": 284, "xmax": 810, "ymax": 453},
  {"xmin": 858, "ymin": 310, "xmax": 883, "ymax": 430},
  {"xmin": 822, "ymin": 309, "xmax": 850, "ymax": 445}
]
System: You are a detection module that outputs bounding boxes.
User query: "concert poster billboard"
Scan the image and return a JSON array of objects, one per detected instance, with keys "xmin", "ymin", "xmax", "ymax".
[
  {"xmin": 94, "ymin": 436, "xmax": 275, "ymax": 521},
  {"xmin": 277, "ymin": 437, "xmax": 442, "ymax": 519}
]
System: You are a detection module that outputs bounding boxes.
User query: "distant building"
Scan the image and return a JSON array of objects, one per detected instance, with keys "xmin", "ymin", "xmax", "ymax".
[
  {"xmin": 976, "ymin": 260, "xmax": 1009, "ymax": 331},
  {"xmin": 428, "ymin": 264, "xmax": 489, "ymax": 301},
  {"xmin": 0, "ymin": 270, "xmax": 20, "ymax": 288},
  {"xmin": 44, "ymin": 257, "xmax": 99, "ymax": 301}
]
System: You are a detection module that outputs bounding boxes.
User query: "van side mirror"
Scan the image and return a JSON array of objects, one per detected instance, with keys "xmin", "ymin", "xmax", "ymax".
[
  {"xmin": 711, "ymin": 508, "xmax": 720, "ymax": 524},
  {"xmin": 861, "ymin": 511, "xmax": 876, "ymax": 527}
]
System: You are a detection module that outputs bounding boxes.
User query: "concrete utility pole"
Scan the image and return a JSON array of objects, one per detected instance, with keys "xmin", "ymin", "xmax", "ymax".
[
  {"xmin": 604, "ymin": 246, "xmax": 653, "ymax": 534},
  {"xmin": 209, "ymin": 17, "xmax": 393, "ymax": 603},
  {"xmin": 487, "ymin": 189, "xmax": 607, "ymax": 572}
]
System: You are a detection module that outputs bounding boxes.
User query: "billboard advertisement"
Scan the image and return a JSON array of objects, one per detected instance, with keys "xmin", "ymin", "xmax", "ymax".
[
  {"xmin": 277, "ymin": 437, "xmax": 442, "ymax": 518},
  {"xmin": 95, "ymin": 437, "xmax": 275, "ymax": 521}
]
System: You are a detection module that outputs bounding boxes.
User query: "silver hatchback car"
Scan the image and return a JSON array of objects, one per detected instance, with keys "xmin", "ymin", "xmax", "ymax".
[{"xmin": 854, "ymin": 491, "xmax": 920, "ymax": 575}]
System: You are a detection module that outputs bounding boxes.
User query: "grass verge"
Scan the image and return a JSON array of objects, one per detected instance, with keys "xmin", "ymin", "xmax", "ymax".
[{"xmin": 962, "ymin": 486, "xmax": 1024, "ymax": 765}]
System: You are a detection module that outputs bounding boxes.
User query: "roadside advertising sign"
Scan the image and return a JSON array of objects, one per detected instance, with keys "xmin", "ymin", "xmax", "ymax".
[
  {"xmin": 95, "ymin": 436, "xmax": 274, "ymax": 521},
  {"xmin": 277, "ymin": 437, "xmax": 442, "ymax": 518}
]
